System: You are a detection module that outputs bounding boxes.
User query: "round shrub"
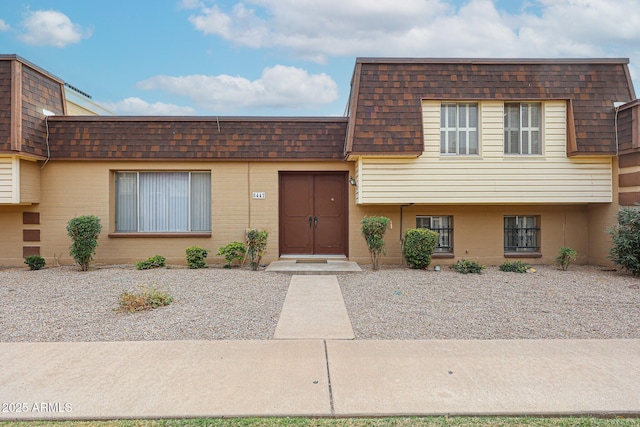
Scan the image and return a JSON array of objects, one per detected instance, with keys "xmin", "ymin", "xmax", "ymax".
[
  {"xmin": 216, "ymin": 241, "xmax": 246, "ymax": 268},
  {"xmin": 609, "ymin": 207, "xmax": 640, "ymax": 275},
  {"xmin": 186, "ymin": 246, "xmax": 210, "ymax": 269},
  {"xmin": 452, "ymin": 259, "xmax": 485, "ymax": 274},
  {"xmin": 24, "ymin": 255, "xmax": 46, "ymax": 270},
  {"xmin": 403, "ymin": 228, "xmax": 438, "ymax": 269},
  {"xmin": 499, "ymin": 260, "xmax": 530, "ymax": 273},
  {"xmin": 136, "ymin": 255, "xmax": 166, "ymax": 270}
]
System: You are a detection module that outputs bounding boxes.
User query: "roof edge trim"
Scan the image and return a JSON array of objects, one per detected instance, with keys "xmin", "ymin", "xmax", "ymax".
[
  {"xmin": 355, "ymin": 57, "xmax": 630, "ymax": 65},
  {"xmin": 0, "ymin": 54, "xmax": 65, "ymax": 84},
  {"xmin": 47, "ymin": 116, "xmax": 350, "ymax": 123}
]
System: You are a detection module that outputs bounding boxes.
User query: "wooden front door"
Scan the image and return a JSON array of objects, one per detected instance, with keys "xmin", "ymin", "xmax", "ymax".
[{"xmin": 279, "ymin": 172, "xmax": 348, "ymax": 256}]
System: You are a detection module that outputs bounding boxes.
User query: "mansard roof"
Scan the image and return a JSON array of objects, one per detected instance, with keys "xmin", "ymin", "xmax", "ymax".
[
  {"xmin": 345, "ymin": 58, "xmax": 636, "ymax": 157},
  {"xmin": 47, "ymin": 116, "xmax": 348, "ymax": 161}
]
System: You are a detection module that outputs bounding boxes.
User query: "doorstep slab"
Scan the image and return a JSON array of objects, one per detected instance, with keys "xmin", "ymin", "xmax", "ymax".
[
  {"xmin": 0, "ymin": 340, "xmax": 331, "ymax": 420},
  {"xmin": 326, "ymin": 339, "xmax": 640, "ymax": 416},
  {"xmin": 266, "ymin": 261, "xmax": 362, "ymax": 274},
  {"xmin": 274, "ymin": 275, "xmax": 355, "ymax": 340}
]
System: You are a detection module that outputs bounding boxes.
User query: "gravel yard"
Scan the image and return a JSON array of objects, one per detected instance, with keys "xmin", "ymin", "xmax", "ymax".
[{"xmin": 0, "ymin": 264, "xmax": 638, "ymax": 342}]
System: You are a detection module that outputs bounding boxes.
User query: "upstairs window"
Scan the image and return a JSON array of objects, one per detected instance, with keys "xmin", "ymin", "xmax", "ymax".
[
  {"xmin": 440, "ymin": 103, "xmax": 478, "ymax": 155},
  {"xmin": 504, "ymin": 215, "xmax": 539, "ymax": 253},
  {"xmin": 115, "ymin": 171, "xmax": 211, "ymax": 233},
  {"xmin": 417, "ymin": 215, "xmax": 453, "ymax": 253},
  {"xmin": 504, "ymin": 103, "xmax": 542, "ymax": 154}
]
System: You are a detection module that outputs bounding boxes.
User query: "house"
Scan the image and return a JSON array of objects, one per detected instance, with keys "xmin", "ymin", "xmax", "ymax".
[{"xmin": 1, "ymin": 54, "xmax": 638, "ymax": 267}]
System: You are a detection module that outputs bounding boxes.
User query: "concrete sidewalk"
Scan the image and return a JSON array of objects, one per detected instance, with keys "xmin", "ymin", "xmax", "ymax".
[{"xmin": 1, "ymin": 339, "xmax": 639, "ymax": 420}]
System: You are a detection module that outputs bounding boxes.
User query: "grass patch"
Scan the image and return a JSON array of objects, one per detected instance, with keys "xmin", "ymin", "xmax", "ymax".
[
  {"xmin": 1, "ymin": 417, "xmax": 638, "ymax": 427},
  {"xmin": 117, "ymin": 284, "xmax": 173, "ymax": 313}
]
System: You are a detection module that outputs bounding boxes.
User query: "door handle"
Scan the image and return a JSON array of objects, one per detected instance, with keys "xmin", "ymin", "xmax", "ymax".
[
  {"xmin": 309, "ymin": 216, "xmax": 313, "ymax": 227},
  {"xmin": 314, "ymin": 216, "xmax": 318, "ymax": 228}
]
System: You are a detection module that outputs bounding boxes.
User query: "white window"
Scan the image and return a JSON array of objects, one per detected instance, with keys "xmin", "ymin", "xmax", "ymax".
[
  {"xmin": 440, "ymin": 103, "xmax": 478, "ymax": 155},
  {"xmin": 115, "ymin": 172, "xmax": 211, "ymax": 232},
  {"xmin": 504, "ymin": 103, "xmax": 542, "ymax": 154},
  {"xmin": 504, "ymin": 215, "xmax": 539, "ymax": 252},
  {"xmin": 416, "ymin": 215, "xmax": 453, "ymax": 253}
]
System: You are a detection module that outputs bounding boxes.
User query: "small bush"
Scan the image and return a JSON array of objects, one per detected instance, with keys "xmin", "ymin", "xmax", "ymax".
[
  {"xmin": 66, "ymin": 215, "xmax": 102, "ymax": 271},
  {"xmin": 556, "ymin": 247, "xmax": 577, "ymax": 271},
  {"xmin": 499, "ymin": 260, "xmax": 530, "ymax": 273},
  {"xmin": 452, "ymin": 259, "xmax": 485, "ymax": 274},
  {"xmin": 117, "ymin": 284, "xmax": 173, "ymax": 313},
  {"xmin": 136, "ymin": 255, "xmax": 166, "ymax": 270},
  {"xmin": 186, "ymin": 246, "xmax": 210, "ymax": 269},
  {"xmin": 403, "ymin": 228, "xmax": 438, "ymax": 269},
  {"xmin": 24, "ymin": 255, "xmax": 46, "ymax": 270},
  {"xmin": 246, "ymin": 229, "xmax": 268, "ymax": 271},
  {"xmin": 216, "ymin": 241, "xmax": 246, "ymax": 268},
  {"xmin": 361, "ymin": 216, "xmax": 391, "ymax": 270},
  {"xmin": 609, "ymin": 207, "xmax": 640, "ymax": 275}
]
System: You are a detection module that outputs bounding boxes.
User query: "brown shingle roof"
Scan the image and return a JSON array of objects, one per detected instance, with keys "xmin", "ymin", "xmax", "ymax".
[
  {"xmin": 345, "ymin": 58, "xmax": 636, "ymax": 157},
  {"xmin": 47, "ymin": 116, "xmax": 348, "ymax": 161}
]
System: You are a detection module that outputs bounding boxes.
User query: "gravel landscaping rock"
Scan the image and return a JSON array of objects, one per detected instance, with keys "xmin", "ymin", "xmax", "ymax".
[
  {"xmin": 0, "ymin": 265, "xmax": 290, "ymax": 341},
  {"xmin": 340, "ymin": 265, "xmax": 640, "ymax": 340},
  {"xmin": 0, "ymin": 263, "xmax": 638, "ymax": 342}
]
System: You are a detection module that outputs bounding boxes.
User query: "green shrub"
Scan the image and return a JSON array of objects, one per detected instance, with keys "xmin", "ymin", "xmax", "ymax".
[
  {"xmin": 556, "ymin": 247, "xmax": 578, "ymax": 271},
  {"xmin": 246, "ymin": 229, "xmax": 268, "ymax": 271},
  {"xmin": 403, "ymin": 228, "xmax": 438, "ymax": 269},
  {"xmin": 186, "ymin": 246, "xmax": 210, "ymax": 269},
  {"xmin": 66, "ymin": 215, "xmax": 102, "ymax": 271},
  {"xmin": 117, "ymin": 284, "xmax": 173, "ymax": 313},
  {"xmin": 361, "ymin": 216, "xmax": 391, "ymax": 270},
  {"xmin": 452, "ymin": 259, "xmax": 485, "ymax": 274},
  {"xmin": 216, "ymin": 241, "xmax": 246, "ymax": 268},
  {"xmin": 609, "ymin": 207, "xmax": 640, "ymax": 275},
  {"xmin": 499, "ymin": 260, "xmax": 530, "ymax": 273},
  {"xmin": 136, "ymin": 255, "xmax": 166, "ymax": 270},
  {"xmin": 24, "ymin": 255, "xmax": 46, "ymax": 270}
]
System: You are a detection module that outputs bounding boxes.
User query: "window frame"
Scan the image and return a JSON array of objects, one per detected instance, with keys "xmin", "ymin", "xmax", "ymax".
[
  {"xmin": 504, "ymin": 215, "xmax": 540, "ymax": 254},
  {"xmin": 440, "ymin": 103, "xmax": 479, "ymax": 155},
  {"xmin": 113, "ymin": 171, "xmax": 212, "ymax": 235},
  {"xmin": 504, "ymin": 102, "xmax": 542, "ymax": 155},
  {"xmin": 416, "ymin": 215, "xmax": 453, "ymax": 253}
]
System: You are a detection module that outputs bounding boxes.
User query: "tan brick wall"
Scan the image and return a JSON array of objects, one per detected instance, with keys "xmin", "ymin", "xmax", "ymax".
[
  {"xmin": 23, "ymin": 160, "xmax": 358, "ymax": 267},
  {"xmin": 19, "ymin": 158, "xmax": 40, "ymax": 203},
  {"xmin": 0, "ymin": 206, "xmax": 27, "ymax": 265},
  {"xmin": 0, "ymin": 158, "xmax": 616, "ymax": 268}
]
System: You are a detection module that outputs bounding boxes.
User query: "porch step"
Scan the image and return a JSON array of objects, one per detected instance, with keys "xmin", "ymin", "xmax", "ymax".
[{"xmin": 265, "ymin": 260, "xmax": 362, "ymax": 274}]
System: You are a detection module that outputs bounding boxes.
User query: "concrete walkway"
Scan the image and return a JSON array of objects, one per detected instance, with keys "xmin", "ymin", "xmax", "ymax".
[
  {"xmin": 1, "ymin": 273, "xmax": 639, "ymax": 420},
  {"xmin": 274, "ymin": 275, "xmax": 354, "ymax": 339}
]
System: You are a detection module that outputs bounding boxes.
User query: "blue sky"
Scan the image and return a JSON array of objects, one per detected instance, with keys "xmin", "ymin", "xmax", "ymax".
[{"xmin": 1, "ymin": 0, "xmax": 638, "ymax": 116}]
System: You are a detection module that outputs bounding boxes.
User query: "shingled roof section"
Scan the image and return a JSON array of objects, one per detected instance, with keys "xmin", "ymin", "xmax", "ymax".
[
  {"xmin": 345, "ymin": 58, "xmax": 636, "ymax": 157},
  {"xmin": 46, "ymin": 116, "xmax": 348, "ymax": 161}
]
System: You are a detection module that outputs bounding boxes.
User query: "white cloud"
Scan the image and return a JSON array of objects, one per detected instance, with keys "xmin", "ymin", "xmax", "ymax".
[
  {"xmin": 186, "ymin": 0, "xmax": 640, "ymax": 62},
  {"xmin": 104, "ymin": 98, "xmax": 197, "ymax": 116},
  {"xmin": 19, "ymin": 10, "xmax": 91, "ymax": 47},
  {"xmin": 137, "ymin": 65, "xmax": 339, "ymax": 113},
  {"xmin": 178, "ymin": 0, "xmax": 204, "ymax": 10},
  {"xmin": 0, "ymin": 19, "xmax": 10, "ymax": 32}
]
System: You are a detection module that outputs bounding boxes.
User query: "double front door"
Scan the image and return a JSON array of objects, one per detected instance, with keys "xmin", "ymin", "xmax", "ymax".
[{"xmin": 279, "ymin": 172, "xmax": 347, "ymax": 256}]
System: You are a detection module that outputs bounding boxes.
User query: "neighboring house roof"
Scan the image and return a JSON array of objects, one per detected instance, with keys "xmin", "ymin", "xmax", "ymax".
[
  {"xmin": 345, "ymin": 58, "xmax": 636, "ymax": 158},
  {"xmin": 47, "ymin": 116, "xmax": 348, "ymax": 161}
]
